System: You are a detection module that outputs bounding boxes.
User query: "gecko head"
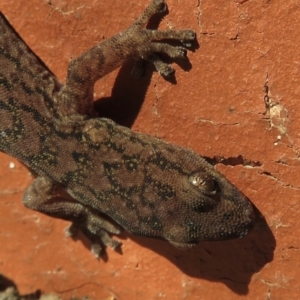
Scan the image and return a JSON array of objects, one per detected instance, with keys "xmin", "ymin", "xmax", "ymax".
[
  {"xmin": 94, "ymin": 126, "xmax": 256, "ymax": 248},
  {"xmin": 143, "ymin": 145, "xmax": 256, "ymax": 248}
]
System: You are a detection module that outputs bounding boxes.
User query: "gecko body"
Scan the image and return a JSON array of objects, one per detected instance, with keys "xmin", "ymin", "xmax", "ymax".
[{"xmin": 0, "ymin": 0, "xmax": 254, "ymax": 254}]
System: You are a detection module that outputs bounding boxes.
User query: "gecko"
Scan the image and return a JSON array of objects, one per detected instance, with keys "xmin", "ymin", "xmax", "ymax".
[{"xmin": 0, "ymin": 0, "xmax": 255, "ymax": 256}]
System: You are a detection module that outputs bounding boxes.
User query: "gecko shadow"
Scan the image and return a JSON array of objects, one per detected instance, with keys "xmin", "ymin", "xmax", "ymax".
[
  {"xmin": 126, "ymin": 204, "xmax": 275, "ymax": 295},
  {"xmin": 74, "ymin": 195, "xmax": 274, "ymax": 295},
  {"xmin": 94, "ymin": 60, "xmax": 155, "ymax": 127},
  {"xmin": 94, "ymin": 54, "xmax": 196, "ymax": 128}
]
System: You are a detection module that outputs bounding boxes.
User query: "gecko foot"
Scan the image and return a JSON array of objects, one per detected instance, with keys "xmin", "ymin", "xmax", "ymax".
[
  {"xmin": 66, "ymin": 221, "xmax": 122, "ymax": 258},
  {"xmin": 125, "ymin": 0, "xmax": 196, "ymax": 77}
]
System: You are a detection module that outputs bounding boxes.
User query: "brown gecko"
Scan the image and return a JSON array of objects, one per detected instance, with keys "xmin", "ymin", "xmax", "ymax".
[{"xmin": 0, "ymin": 0, "xmax": 255, "ymax": 256}]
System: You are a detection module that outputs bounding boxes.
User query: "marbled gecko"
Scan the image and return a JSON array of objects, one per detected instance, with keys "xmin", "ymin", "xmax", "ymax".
[{"xmin": 0, "ymin": 0, "xmax": 255, "ymax": 256}]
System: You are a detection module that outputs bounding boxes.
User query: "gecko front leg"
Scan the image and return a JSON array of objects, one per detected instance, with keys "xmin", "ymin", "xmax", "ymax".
[{"xmin": 58, "ymin": 0, "xmax": 196, "ymax": 120}]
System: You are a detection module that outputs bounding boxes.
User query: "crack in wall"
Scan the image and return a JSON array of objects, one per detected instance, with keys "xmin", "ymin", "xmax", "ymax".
[
  {"xmin": 261, "ymin": 273, "xmax": 291, "ymax": 291},
  {"xmin": 45, "ymin": 0, "xmax": 87, "ymax": 16},
  {"xmin": 197, "ymin": 118, "xmax": 240, "ymax": 126},
  {"xmin": 196, "ymin": 0, "xmax": 216, "ymax": 36},
  {"xmin": 229, "ymin": 33, "xmax": 239, "ymax": 40},
  {"xmin": 263, "ymin": 74, "xmax": 289, "ymax": 135},
  {"xmin": 236, "ymin": 0, "xmax": 250, "ymax": 4},
  {"xmin": 204, "ymin": 155, "xmax": 300, "ymax": 190},
  {"xmin": 261, "ymin": 171, "xmax": 300, "ymax": 190},
  {"xmin": 203, "ymin": 155, "xmax": 262, "ymax": 167},
  {"xmin": 262, "ymin": 74, "xmax": 300, "ymax": 160},
  {"xmin": 196, "ymin": 0, "xmax": 201, "ymax": 29}
]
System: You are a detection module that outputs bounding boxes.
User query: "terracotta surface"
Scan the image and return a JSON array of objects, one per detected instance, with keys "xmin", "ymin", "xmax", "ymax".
[{"xmin": 1, "ymin": 0, "xmax": 300, "ymax": 299}]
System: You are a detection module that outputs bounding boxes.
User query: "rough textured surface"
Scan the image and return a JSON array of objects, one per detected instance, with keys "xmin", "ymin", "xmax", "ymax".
[{"xmin": 0, "ymin": 0, "xmax": 299, "ymax": 299}]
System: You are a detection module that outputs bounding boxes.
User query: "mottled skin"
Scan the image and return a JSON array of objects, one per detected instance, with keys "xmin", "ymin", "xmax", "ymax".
[{"xmin": 0, "ymin": 0, "xmax": 254, "ymax": 254}]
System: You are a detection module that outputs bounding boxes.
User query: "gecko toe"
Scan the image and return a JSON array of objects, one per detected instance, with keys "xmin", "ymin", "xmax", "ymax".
[
  {"xmin": 177, "ymin": 47, "xmax": 187, "ymax": 57},
  {"xmin": 153, "ymin": 0, "xmax": 167, "ymax": 12},
  {"xmin": 183, "ymin": 30, "xmax": 196, "ymax": 41}
]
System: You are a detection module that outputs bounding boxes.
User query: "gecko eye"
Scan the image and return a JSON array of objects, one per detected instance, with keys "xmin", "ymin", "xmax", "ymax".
[{"xmin": 188, "ymin": 172, "xmax": 218, "ymax": 195}]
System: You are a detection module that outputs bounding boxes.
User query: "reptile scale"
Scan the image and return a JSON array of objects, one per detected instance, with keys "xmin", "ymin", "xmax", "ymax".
[{"xmin": 0, "ymin": 0, "xmax": 255, "ymax": 256}]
